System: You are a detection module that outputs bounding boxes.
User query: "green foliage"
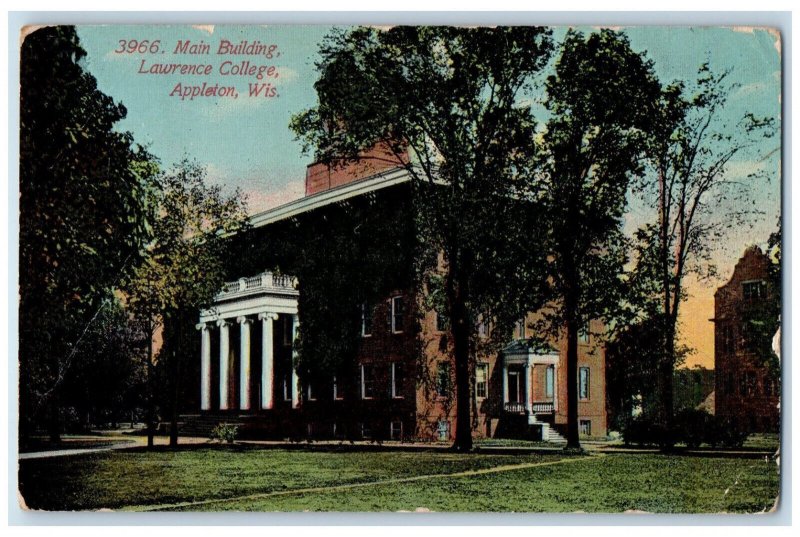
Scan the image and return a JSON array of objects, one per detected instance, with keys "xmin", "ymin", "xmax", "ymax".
[
  {"xmin": 124, "ymin": 159, "xmax": 250, "ymax": 323},
  {"xmin": 209, "ymin": 423, "xmax": 239, "ymax": 444},
  {"xmin": 122, "ymin": 159, "xmax": 250, "ymax": 444},
  {"xmin": 291, "ymin": 26, "xmax": 557, "ymax": 450},
  {"xmin": 291, "ymin": 196, "xmax": 417, "ymax": 383},
  {"xmin": 537, "ymin": 29, "xmax": 663, "ymax": 334},
  {"xmin": 61, "ymin": 298, "xmax": 149, "ymax": 428},
  {"xmin": 19, "ymin": 26, "xmax": 160, "ymax": 437},
  {"xmin": 533, "ymin": 30, "xmax": 663, "ymax": 448},
  {"xmin": 631, "ymin": 62, "xmax": 778, "ymax": 426},
  {"xmin": 622, "ymin": 410, "xmax": 749, "ymax": 449}
]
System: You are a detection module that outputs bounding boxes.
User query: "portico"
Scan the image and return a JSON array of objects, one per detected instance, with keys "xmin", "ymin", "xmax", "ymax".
[
  {"xmin": 196, "ymin": 271, "xmax": 299, "ymax": 412},
  {"xmin": 501, "ymin": 340, "xmax": 560, "ymax": 437}
]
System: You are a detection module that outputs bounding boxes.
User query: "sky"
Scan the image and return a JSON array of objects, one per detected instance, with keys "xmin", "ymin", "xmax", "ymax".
[{"xmin": 75, "ymin": 25, "xmax": 782, "ymax": 368}]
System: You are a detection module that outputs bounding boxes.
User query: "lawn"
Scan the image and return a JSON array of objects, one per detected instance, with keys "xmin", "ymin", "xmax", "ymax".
[{"xmin": 18, "ymin": 445, "xmax": 779, "ymax": 513}]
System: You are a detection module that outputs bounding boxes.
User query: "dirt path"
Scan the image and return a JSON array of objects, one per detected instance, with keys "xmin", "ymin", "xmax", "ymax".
[
  {"xmin": 18, "ymin": 435, "xmax": 210, "ymax": 460},
  {"xmin": 131, "ymin": 453, "xmax": 602, "ymax": 512}
]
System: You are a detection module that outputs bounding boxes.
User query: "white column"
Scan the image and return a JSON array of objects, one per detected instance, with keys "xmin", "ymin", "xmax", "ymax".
[
  {"xmin": 196, "ymin": 323, "xmax": 211, "ymax": 411},
  {"xmin": 524, "ymin": 358, "xmax": 533, "ymax": 416},
  {"xmin": 237, "ymin": 316, "xmax": 252, "ymax": 410},
  {"xmin": 217, "ymin": 319, "xmax": 230, "ymax": 410},
  {"xmin": 291, "ymin": 314, "xmax": 300, "ymax": 408},
  {"xmin": 502, "ymin": 360, "xmax": 509, "ymax": 404},
  {"xmin": 258, "ymin": 312, "xmax": 279, "ymax": 409},
  {"xmin": 553, "ymin": 363, "xmax": 559, "ymax": 412}
]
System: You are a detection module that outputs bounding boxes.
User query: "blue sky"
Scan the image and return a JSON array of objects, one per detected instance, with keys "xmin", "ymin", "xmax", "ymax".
[{"xmin": 75, "ymin": 25, "xmax": 781, "ymax": 366}]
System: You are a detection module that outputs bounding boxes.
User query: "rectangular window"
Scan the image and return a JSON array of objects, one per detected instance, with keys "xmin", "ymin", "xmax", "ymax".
[
  {"xmin": 333, "ymin": 375, "xmax": 344, "ymax": 400},
  {"xmin": 579, "ymin": 321, "xmax": 590, "ymax": 344},
  {"xmin": 477, "ymin": 315, "xmax": 488, "ymax": 338},
  {"xmin": 745, "ymin": 371, "xmax": 758, "ymax": 396},
  {"xmin": 437, "ymin": 361, "xmax": 451, "ymax": 397},
  {"xmin": 722, "ymin": 324, "xmax": 735, "ymax": 354},
  {"xmin": 579, "ymin": 367, "xmax": 590, "ymax": 400},
  {"xmin": 436, "ymin": 311, "xmax": 448, "ymax": 332},
  {"xmin": 360, "ymin": 422, "xmax": 372, "ymax": 440},
  {"xmin": 361, "ymin": 364, "xmax": 376, "ymax": 399},
  {"xmin": 391, "ymin": 295, "xmax": 405, "ymax": 333},
  {"xmin": 579, "ymin": 419, "xmax": 592, "ymax": 436},
  {"xmin": 516, "ymin": 318, "xmax": 526, "ymax": 339},
  {"xmin": 545, "ymin": 365, "xmax": 555, "ymax": 398},
  {"xmin": 743, "ymin": 280, "xmax": 766, "ymax": 301},
  {"xmin": 332, "ymin": 422, "xmax": 344, "ymax": 439},
  {"xmin": 390, "ymin": 421, "xmax": 403, "ymax": 441},
  {"xmin": 475, "ymin": 363, "xmax": 488, "ymax": 399},
  {"xmin": 361, "ymin": 303, "xmax": 373, "ymax": 337},
  {"xmin": 283, "ymin": 315, "xmax": 293, "ymax": 346},
  {"xmin": 306, "ymin": 382, "xmax": 316, "ymax": 401},
  {"xmin": 391, "ymin": 362, "xmax": 405, "ymax": 398},
  {"xmin": 283, "ymin": 375, "xmax": 291, "ymax": 402},
  {"xmin": 437, "ymin": 420, "xmax": 450, "ymax": 441}
]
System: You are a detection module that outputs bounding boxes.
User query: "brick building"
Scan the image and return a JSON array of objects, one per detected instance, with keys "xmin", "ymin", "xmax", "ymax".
[
  {"xmin": 712, "ymin": 246, "xmax": 780, "ymax": 433},
  {"xmin": 182, "ymin": 159, "xmax": 607, "ymax": 442}
]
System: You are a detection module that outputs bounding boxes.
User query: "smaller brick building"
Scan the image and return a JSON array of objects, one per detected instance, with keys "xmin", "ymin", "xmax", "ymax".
[{"xmin": 712, "ymin": 246, "xmax": 780, "ymax": 432}]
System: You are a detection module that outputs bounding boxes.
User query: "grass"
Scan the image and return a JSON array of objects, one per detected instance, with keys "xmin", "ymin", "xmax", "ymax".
[
  {"xmin": 18, "ymin": 445, "xmax": 779, "ymax": 513},
  {"xmin": 742, "ymin": 433, "xmax": 781, "ymax": 451}
]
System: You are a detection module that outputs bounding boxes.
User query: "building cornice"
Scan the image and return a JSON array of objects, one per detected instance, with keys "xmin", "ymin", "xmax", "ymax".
[{"xmin": 249, "ymin": 166, "xmax": 414, "ymax": 230}]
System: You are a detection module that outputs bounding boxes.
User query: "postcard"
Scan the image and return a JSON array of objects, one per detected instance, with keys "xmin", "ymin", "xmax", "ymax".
[{"xmin": 16, "ymin": 22, "xmax": 782, "ymax": 514}]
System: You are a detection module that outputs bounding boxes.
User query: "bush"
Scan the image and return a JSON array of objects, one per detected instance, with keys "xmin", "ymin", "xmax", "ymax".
[
  {"xmin": 623, "ymin": 410, "xmax": 749, "ymax": 449},
  {"xmin": 622, "ymin": 414, "xmax": 672, "ymax": 447},
  {"xmin": 210, "ymin": 423, "xmax": 239, "ymax": 444},
  {"xmin": 674, "ymin": 408, "xmax": 711, "ymax": 449},
  {"xmin": 705, "ymin": 415, "xmax": 748, "ymax": 448}
]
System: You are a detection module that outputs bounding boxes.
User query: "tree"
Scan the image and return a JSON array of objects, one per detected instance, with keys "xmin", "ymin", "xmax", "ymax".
[
  {"xmin": 291, "ymin": 26, "xmax": 555, "ymax": 451},
  {"xmin": 123, "ymin": 159, "xmax": 249, "ymax": 447},
  {"xmin": 61, "ymin": 298, "xmax": 149, "ymax": 430},
  {"xmin": 641, "ymin": 64, "xmax": 777, "ymax": 434},
  {"xmin": 19, "ymin": 26, "xmax": 159, "ymax": 441},
  {"xmin": 534, "ymin": 29, "xmax": 663, "ymax": 450}
]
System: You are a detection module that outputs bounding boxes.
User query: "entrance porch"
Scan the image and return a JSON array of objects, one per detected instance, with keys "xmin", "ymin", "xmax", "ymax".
[{"xmin": 500, "ymin": 340, "xmax": 561, "ymax": 441}]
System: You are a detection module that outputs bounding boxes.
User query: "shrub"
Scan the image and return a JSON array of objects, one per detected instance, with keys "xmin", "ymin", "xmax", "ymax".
[
  {"xmin": 622, "ymin": 414, "xmax": 670, "ymax": 447},
  {"xmin": 705, "ymin": 415, "xmax": 749, "ymax": 448},
  {"xmin": 674, "ymin": 408, "xmax": 712, "ymax": 449},
  {"xmin": 210, "ymin": 422, "xmax": 239, "ymax": 444}
]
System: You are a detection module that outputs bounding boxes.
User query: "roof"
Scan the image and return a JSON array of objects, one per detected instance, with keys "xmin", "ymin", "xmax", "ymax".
[{"xmin": 248, "ymin": 166, "xmax": 413, "ymax": 229}]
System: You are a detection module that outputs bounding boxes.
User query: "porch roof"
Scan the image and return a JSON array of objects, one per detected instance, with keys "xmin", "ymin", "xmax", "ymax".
[{"xmin": 502, "ymin": 339, "xmax": 559, "ymax": 365}]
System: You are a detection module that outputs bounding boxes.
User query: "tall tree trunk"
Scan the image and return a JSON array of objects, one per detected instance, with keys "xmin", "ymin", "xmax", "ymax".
[
  {"xmin": 564, "ymin": 290, "xmax": 581, "ymax": 451},
  {"xmin": 447, "ymin": 257, "xmax": 473, "ymax": 452},
  {"xmin": 169, "ymin": 317, "xmax": 182, "ymax": 448},
  {"xmin": 658, "ymin": 166, "xmax": 674, "ymax": 433},
  {"xmin": 451, "ymin": 299, "xmax": 473, "ymax": 452},
  {"xmin": 146, "ymin": 323, "xmax": 155, "ymax": 449}
]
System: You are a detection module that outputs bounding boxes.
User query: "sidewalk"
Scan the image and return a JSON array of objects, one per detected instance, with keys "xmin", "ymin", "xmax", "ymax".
[{"xmin": 18, "ymin": 435, "xmax": 210, "ymax": 460}]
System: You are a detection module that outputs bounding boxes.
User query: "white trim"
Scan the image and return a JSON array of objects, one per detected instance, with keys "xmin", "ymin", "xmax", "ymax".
[
  {"xmin": 391, "ymin": 362, "xmax": 404, "ymax": 399},
  {"xmin": 200, "ymin": 294, "xmax": 298, "ymax": 323},
  {"xmin": 475, "ymin": 362, "xmax": 488, "ymax": 400},
  {"xmin": 249, "ymin": 167, "xmax": 413, "ymax": 229},
  {"xmin": 361, "ymin": 302, "xmax": 372, "ymax": 337},
  {"xmin": 333, "ymin": 375, "xmax": 344, "ymax": 400},
  {"xmin": 391, "ymin": 295, "xmax": 404, "ymax": 334},
  {"xmin": 504, "ymin": 351, "xmax": 559, "ymax": 366},
  {"xmin": 360, "ymin": 364, "xmax": 374, "ymax": 400}
]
